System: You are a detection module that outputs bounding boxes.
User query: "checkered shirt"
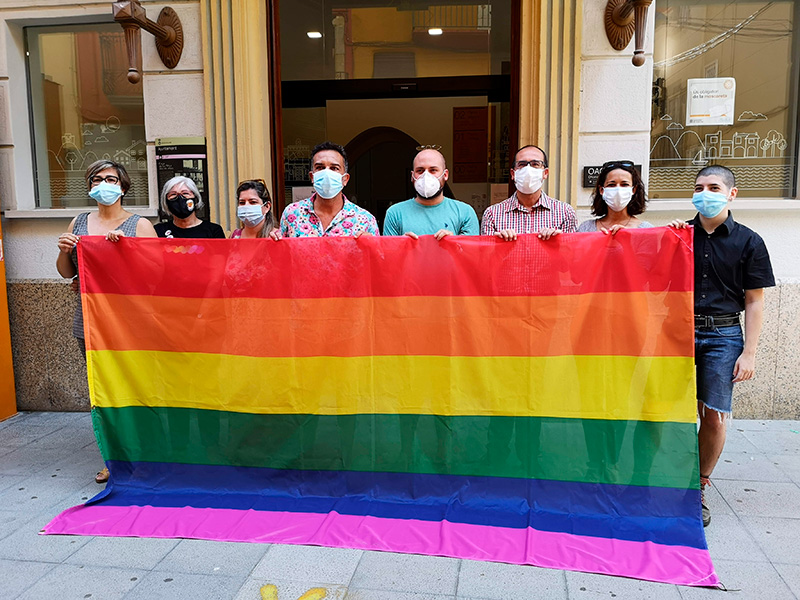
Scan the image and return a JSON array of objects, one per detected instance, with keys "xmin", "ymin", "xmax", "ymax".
[{"xmin": 480, "ymin": 192, "xmax": 578, "ymax": 235}]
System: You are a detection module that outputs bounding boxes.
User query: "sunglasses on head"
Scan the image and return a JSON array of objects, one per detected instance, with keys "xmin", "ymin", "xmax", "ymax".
[
  {"xmin": 416, "ymin": 144, "xmax": 443, "ymax": 151},
  {"xmin": 239, "ymin": 178, "xmax": 267, "ymax": 187},
  {"xmin": 602, "ymin": 160, "xmax": 635, "ymax": 170}
]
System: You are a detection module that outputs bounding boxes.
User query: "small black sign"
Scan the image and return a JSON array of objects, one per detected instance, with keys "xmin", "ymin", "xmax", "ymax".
[
  {"xmin": 582, "ymin": 164, "xmax": 642, "ymax": 189},
  {"xmin": 155, "ymin": 137, "xmax": 209, "ymax": 220}
]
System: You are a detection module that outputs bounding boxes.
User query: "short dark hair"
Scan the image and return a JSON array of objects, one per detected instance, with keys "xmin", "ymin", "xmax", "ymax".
[
  {"xmin": 513, "ymin": 145, "xmax": 548, "ymax": 168},
  {"xmin": 236, "ymin": 179, "xmax": 275, "ymax": 238},
  {"xmin": 696, "ymin": 165, "xmax": 735, "ymax": 189},
  {"xmin": 85, "ymin": 159, "xmax": 131, "ymax": 194},
  {"xmin": 311, "ymin": 141, "xmax": 348, "ymax": 172},
  {"xmin": 590, "ymin": 162, "xmax": 648, "ymax": 217}
]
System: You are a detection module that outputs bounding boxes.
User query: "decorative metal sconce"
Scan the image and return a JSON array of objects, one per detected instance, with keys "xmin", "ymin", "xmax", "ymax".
[
  {"xmin": 604, "ymin": 0, "xmax": 653, "ymax": 67},
  {"xmin": 112, "ymin": 0, "xmax": 183, "ymax": 83}
]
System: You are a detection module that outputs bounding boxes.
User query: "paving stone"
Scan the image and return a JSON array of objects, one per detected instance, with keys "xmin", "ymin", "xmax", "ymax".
[
  {"xmin": 741, "ymin": 516, "xmax": 800, "ymax": 566},
  {"xmin": 0, "ymin": 445, "xmax": 69, "ymax": 476},
  {"xmin": 156, "ymin": 538, "xmax": 269, "ymax": 576},
  {"xmin": 719, "ymin": 429, "xmax": 762, "ymax": 455},
  {"xmin": 234, "ymin": 578, "xmax": 349, "ymax": 600},
  {"xmin": 349, "ymin": 551, "xmax": 459, "ymax": 596},
  {"xmin": 0, "ymin": 422, "xmax": 67, "ymax": 447},
  {"xmin": 0, "ymin": 558, "xmax": 56, "ymax": 599},
  {"xmin": 15, "ymin": 563, "xmax": 145, "ymax": 600},
  {"xmin": 347, "ymin": 591, "xmax": 455, "ymax": 600},
  {"xmin": 0, "ymin": 473, "xmax": 88, "ymax": 513},
  {"xmin": 773, "ymin": 563, "xmax": 800, "ymax": 598},
  {"xmin": 741, "ymin": 430, "xmax": 800, "ymax": 455},
  {"xmin": 65, "ymin": 535, "xmax": 180, "ymax": 570},
  {"xmin": 770, "ymin": 454, "xmax": 800, "ymax": 485},
  {"xmin": 122, "ymin": 570, "xmax": 245, "ymax": 600},
  {"xmin": 705, "ymin": 480, "xmax": 735, "ymax": 517},
  {"xmin": 456, "ymin": 559, "xmax": 567, "ymax": 599},
  {"xmin": 702, "ymin": 514, "xmax": 769, "ymax": 563},
  {"xmin": 0, "ymin": 509, "xmax": 36, "ymax": 541},
  {"xmin": 0, "ymin": 515, "xmax": 90, "ymax": 562},
  {"xmin": 678, "ymin": 560, "xmax": 796, "ymax": 600},
  {"xmin": 712, "ymin": 452, "xmax": 792, "ymax": 482},
  {"xmin": 252, "ymin": 544, "xmax": 362, "ymax": 585},
  {"xmin": 733, "ymin": 420, "xmax": 800, "ymax": 432},
  {"xmin": 565, "ymin": 569, "xmax": 682, "ymax": 599},
  {"xmin": 713, "ymin": 480, "xmax": 800, "ymax": 518}
]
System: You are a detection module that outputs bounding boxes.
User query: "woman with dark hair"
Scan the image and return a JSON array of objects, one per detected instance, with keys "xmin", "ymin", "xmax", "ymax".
[
  {"xmin": 55, "ymin": 159, "xmax": 157, "ymax": 484},
  {"xmin": 230, "ymin": 179, "xmax": 276, "ymax": 239},
  {"xmin": 155, "ymin": 175, "xmax": 225, "ymax": 239},
  {"xmin": 578, "ymin": 160, "xmax": 652, "ymax": 234}
]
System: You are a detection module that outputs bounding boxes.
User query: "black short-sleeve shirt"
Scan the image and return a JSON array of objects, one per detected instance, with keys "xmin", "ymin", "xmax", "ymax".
[
  {"xmin": 690, "ymin": 212, "xmax": 775, "ymax": 316},
  {"xmin": 154, "ymin": 220, "xmax": 226, "ymax": 239}
]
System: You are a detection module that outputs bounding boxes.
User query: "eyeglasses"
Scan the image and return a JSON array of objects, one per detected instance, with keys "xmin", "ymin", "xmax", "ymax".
[
  {"xmin": 514, "ymin": 160, "xmax": 546, "ymax": 169},
  {"xmin": 89, "ymin": 175, "xmax": 120, "ymax": 185},
  {"xmin": 416, "ymin": 144, "xmax": 443, "ymax": 151},
  {"xmin": 166, "ymin": 193, "xmax": 195, "ymax": 201},
  {"xmin": 602, "ymin": 160, "xmax": 635, "ymax": 170}
]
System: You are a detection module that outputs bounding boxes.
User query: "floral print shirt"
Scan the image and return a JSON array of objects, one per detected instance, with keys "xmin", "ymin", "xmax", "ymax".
[{"xmin": 279, "ymin": 195, "xmax": 380, "ymax": 238}]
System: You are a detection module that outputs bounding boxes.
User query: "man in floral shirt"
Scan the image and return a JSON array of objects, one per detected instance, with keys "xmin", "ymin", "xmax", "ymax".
[{"xmin": 276, "ymin": 141, "xmax": 380, "ymax": 238}]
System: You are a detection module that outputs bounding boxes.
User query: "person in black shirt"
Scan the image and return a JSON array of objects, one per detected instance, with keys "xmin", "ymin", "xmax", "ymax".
[
  {"xmin": 154, "ymin": 176, "xmax": 226, "ymax": 239},
  {"xmin": 669, "ymin": 165, "xmax": 775, "ymax": 528}
]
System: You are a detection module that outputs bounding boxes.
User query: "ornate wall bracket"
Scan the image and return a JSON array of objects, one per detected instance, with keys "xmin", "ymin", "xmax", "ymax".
[
  {"xmin": 112, "ymin": 0, "xmax": 183, "ymax": 83},
  {"xmin": 604, "ymin": 0, "xmax": 653, "ymax": 66}
]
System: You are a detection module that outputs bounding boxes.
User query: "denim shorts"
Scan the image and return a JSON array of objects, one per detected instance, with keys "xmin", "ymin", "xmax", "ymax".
[{"xmin": 695, "ymin": 325, "xmax": 744, "ymax": 414}]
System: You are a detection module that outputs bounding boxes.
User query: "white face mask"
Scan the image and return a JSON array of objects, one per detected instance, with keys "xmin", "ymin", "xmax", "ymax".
[
  {"xmin": 237, "ymin": 204, "xmax": 265, "ymax": 227},
  {"xmin": 602, "ymin": 186, "xmax": 633, "ymax": 212},
  {"xmin": 513, "ymin": 166, "xmax": 544, "ymax": 194},
  {"xmin": 413, "ymin": 171, "xmax": 444, "ymax": 200}
]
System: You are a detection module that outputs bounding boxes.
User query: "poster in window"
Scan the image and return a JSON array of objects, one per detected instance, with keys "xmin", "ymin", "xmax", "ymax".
[{"xmin": 686, "ymin": 78, "xmax": 736, "ymax": 126}]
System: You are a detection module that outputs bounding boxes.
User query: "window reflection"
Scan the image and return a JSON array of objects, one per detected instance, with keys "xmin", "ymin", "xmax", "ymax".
[
  {"xmin": 27, "ymin": 24, "xmax": 148, "ymax": 208},
  {"xmin": 650, "ymin": 2, "xmax": 798, "ymax": 199}
]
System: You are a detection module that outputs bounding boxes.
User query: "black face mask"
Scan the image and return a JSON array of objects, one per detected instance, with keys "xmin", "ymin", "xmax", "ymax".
[{"xmin": 166, "ymin": 196, "xmax": 195, "ymax": 219}]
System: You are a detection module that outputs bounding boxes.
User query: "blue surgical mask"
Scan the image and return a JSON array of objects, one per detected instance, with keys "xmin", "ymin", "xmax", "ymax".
[
  {"xmin": 692, "ymin": 190, "xmax": 729, "ymax": 218},
  {"xmin": 237, "ymin": 204, "xmax": 265, "ymax": 227},
  {"xmin": 88, "ymin": 181, "xmax": 123, "ymax": 206},
  {"xmin": 313, "ymin": 169, "xmax": 344, "ymax": 199}
]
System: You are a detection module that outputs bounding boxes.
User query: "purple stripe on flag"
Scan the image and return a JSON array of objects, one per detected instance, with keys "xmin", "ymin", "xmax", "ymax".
[{"xmin": 44, "ymin": 504, "xmax": 719, "ymax": 587}]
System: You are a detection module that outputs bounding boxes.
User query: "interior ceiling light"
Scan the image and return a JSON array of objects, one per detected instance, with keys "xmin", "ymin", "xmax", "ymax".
[
  {"xmin": 307, "ymin": 31, "xmax": 322, "ymax": 39},
  {"xmin": 428, "ymin": 28, "xmax": 443, "ymax": 36}
]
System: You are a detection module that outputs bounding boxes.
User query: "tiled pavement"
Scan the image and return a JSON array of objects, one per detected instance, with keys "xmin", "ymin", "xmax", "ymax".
[{"xmin": 1, "ymin": 411, "xmax": 799, "ymax": 599}]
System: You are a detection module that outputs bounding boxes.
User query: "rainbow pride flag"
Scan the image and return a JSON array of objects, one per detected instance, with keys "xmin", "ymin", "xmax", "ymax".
[{"xmin": 44, "ymin": 230, "xmax": 717, "ymax": 586}]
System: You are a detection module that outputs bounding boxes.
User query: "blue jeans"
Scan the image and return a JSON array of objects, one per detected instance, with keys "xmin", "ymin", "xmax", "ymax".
[{"xmin": 695, "ymin": 325, "xmax": 744, "ymax": 414}]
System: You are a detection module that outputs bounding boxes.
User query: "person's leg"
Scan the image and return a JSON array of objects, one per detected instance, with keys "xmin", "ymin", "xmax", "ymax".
[
  {"xmin": 698, "ymin": 401, "xmax": 726, "ymax": 478},
  {"xmin": 694, "ymin": 325, "xmax": 743, "ymax": 526}
]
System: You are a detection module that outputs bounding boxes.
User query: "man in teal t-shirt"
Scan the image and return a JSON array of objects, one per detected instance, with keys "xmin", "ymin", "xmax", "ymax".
[{"xmin": 383, "ymin": 148, "xmax": 479, "ymax": 239}]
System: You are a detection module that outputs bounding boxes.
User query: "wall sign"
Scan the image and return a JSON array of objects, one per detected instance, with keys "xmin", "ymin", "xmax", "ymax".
[
  {"xmin": 155, "ymin": 137, "xmax": 209, "ymax": 219},
  {"xmin": 582, "ymin": 164, "xmax": 641, "ymax": 189},
  {"xmin": 686, "ymin": 78, "xmax": 736, "ymax": 126}
]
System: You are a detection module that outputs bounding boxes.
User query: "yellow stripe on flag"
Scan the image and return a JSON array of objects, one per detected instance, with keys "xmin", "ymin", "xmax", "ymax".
[{"xmin": 88, "ymin": 350, "xmax": 696, "ymax": 423}]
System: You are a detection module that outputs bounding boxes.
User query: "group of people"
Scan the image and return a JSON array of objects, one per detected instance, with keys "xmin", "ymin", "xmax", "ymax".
[{"xmin": 56, "ymin": 141, "xmax": 774, "ymax": 529}]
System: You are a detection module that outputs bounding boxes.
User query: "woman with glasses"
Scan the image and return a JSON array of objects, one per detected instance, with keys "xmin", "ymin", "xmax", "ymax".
[
  {"xmin": 154, "ymin": 176, "xmax": 225, "ymax": 239},
  {"xmin": 231, "ymin": 179, "xmax": 276, "ymax": 239},
  {"xmin": 55, "ymin": 159, "xmax": 157, "ymax": 484},
  {"xmin": 578, "ymin": 160, "xmax": 652, "ymax": 234}
]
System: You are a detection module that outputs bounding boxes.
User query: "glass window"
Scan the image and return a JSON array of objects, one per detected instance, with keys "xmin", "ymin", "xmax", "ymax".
[
  {"xmin": 280, "ymin": 1, "xmax": 510, "ymax": 81},
  {"xmin": 650, "ymin": 2, "xmax": 799, "ymax": 199},
  {"xmin": 26, "ymin": 24, "xmax": 148, "ymax": 208}
]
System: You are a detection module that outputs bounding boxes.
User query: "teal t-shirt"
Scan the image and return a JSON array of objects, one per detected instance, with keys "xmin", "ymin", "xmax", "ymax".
[{"xmin": 383, "ymin": 197, "xmax": 480, "ymax": 236}]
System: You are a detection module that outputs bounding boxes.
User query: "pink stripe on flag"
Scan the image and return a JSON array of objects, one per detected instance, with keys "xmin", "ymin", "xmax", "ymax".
[{"xmin": 44, "ymin": 504, "xmax": 718, "ymax": 587}]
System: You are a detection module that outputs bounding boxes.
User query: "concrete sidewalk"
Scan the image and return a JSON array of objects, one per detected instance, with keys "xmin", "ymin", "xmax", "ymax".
[{"xmin": 1, "ymin": 411, "xmax": 799, "ymax": 600}]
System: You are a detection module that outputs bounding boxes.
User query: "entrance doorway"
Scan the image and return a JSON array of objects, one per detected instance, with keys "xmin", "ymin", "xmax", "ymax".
[{"xmin": 272, "ymin": 0, "xmax": 518, "ymax": 228}]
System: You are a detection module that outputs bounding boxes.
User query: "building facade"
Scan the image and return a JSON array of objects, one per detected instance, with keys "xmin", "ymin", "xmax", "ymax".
[{"xmin": 1, "ymin": 0, "xmax": 799, "ymax": 417}]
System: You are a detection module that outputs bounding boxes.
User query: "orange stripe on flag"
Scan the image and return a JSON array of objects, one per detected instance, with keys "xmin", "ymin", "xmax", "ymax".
[{"xmin": 85, "ymin": 292, "xmax": 694, "ymax": 358}]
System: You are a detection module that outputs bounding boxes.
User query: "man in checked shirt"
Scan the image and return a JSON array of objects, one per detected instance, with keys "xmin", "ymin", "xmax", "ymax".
[{"xmin": 480, "ymin": 145, "xmax": 577, "ymax": 240}]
